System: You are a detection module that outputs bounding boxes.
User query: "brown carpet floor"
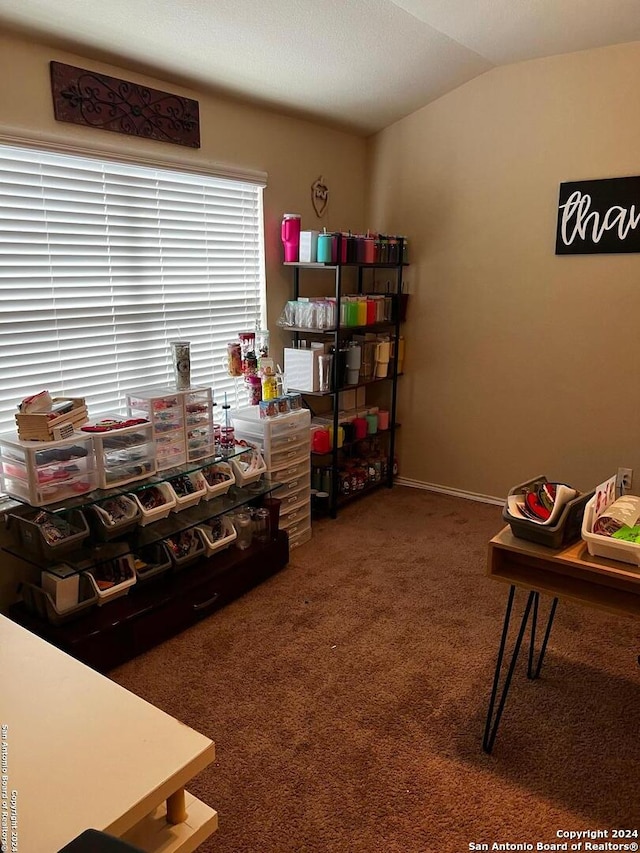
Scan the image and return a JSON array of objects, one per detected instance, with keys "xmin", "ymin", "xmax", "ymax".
[{"xmin": 111, "ymin": 486, "xmax": 640, "ymax": 853}]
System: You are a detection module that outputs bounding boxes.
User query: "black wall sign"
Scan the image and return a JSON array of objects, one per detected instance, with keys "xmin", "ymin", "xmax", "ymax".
[{"xmin": 556, "ymin": 176, "xmax": 640, "ymax": 254}]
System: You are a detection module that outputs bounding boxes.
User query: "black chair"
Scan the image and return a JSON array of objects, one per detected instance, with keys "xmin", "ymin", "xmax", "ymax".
[{"xmin": 57, "ymin": 828, "xmax": 145, "ymax": 853}]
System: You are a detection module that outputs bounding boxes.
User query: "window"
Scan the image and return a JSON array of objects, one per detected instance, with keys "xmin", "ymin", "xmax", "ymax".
[{"xmin": 0, "ymin": 142, "xmax": 266, "ymax": 435}]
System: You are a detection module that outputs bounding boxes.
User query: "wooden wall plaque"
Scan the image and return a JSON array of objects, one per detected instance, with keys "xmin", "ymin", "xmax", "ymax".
[{"xmin": 50, "ymin": 61, "xmax": 200, "ymax": 148}]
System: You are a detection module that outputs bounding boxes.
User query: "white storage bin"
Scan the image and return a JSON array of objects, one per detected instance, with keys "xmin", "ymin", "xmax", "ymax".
[
  {"xmin": 164, "ymin": 528, "xmax": 206, "ymax": 568},
  {"xmin": 196, "ymin": 516, "xmax": 237, "ymax": 556},
  {"xmin": 129, "ymin": 482, "xmax": 177, "ymax": 526},
  {"xmin": 200, "ymin": 461, "xmax": 235, "ymax": 500},
  {"xmin": 581, "ymin": 495, "xmax": 640, "ymax": 565},
  {"xmin": 85, "ymin": 495, "xmax": 140, "ymax": 542},
  {"xmin": 0, "ymin": 431, "xmax": 97, "ymax": 506},
  {"xmin": 84, "ymin": 553, "xmax": 137, "ymax": 605},
  {"xmin": 84, "ymin": 418, "xmax": 156, "ymax": 488},
  {"xmin": 165, "ymin": 470, "xmax": 207, "ymax": 512},
  {"xmin": 230, "ymin": 447, "xmax": 267, "ymax": 487},
  {"xmin": 232, "ymin": 406, "xmax": 310, "ymax": 469}
]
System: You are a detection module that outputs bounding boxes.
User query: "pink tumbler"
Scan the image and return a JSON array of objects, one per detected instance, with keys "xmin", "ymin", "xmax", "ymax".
[{"xmin": 281, "ymin": 213, "xmax": 301, "ymax": 263}]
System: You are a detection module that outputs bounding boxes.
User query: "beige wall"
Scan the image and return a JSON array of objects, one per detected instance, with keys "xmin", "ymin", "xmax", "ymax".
[
  {"xmin": 0, "ymin": 32, "xmax": 368, "ymax": 611},
  {"xmin": 369, "ymin": 40, "xmax": 640, "ymax": 500},
  {"xmin": 0, "ymin": 31, "xmax": 368, "ymax": 364}
]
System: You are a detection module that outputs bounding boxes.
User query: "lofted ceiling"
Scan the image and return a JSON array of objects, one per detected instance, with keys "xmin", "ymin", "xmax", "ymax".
[{"xmin": 1, "ymin": 0, "xmax": 640, "ymax": 136}]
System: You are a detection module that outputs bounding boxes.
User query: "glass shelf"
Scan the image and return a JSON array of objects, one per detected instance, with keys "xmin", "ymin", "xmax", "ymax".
[
  {"xmin": 6, "ymin": 444, "xmax": 252, "ymax": 515},
  {"xmin": 4, "ymin": 480, "xmax": 278, "ymax": 573},
  {"xmin": 283, "ymin": 321, "xmax": 396, "ymax": 335},
  {"xmin": 288, "ymin": 374, "xmax": 402, "ymax": 397}
]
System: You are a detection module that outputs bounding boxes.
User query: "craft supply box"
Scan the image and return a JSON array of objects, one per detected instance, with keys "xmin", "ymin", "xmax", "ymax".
[{"xmin": 0, "ymin": 431, "xmax": 97, "ymax": 506}]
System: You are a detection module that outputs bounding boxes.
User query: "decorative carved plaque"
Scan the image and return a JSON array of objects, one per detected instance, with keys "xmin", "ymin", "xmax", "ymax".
[{"xmin": 50, "ymin": 61, "xmax": 200, "ymax": 148}]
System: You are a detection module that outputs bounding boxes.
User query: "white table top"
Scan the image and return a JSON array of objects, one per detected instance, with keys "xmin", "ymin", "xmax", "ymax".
[{"xmin": 0, "ymin": 615, "xmax": 215, "ymax": 852}]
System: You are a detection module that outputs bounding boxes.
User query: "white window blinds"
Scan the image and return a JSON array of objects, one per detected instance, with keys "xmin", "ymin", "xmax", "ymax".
[{"xmin": 0, "ymin": 142, "xmax": 265, "ymax": 434}]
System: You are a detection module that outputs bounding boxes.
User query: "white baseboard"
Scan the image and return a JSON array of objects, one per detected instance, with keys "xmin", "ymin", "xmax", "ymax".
[{"xmin": 395, "ymin": 477, "xmax": 503, "ymax": 506}]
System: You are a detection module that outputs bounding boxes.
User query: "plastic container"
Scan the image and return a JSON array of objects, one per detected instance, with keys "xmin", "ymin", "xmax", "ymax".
[
  {"xmin": 86, "ymin": 419, "xmax": 156, "ymax": 488},
  {"xmin": 503, "ymin": 475, "xmax": 594, "ymax": 549},
  {"xmin": 84, "ymin": 495, "xmax": 141, "ymax": 542},
  {"xmin": 19, "ymin": 574, "xmax": 98, "ymax": 625},
  {"xmin": 129, "ymin": 482, "xmax": 177, "ymax": 526},
  {"xmin": 132, "ymin": 542, "xmax": 173, "ymax": 582},
  {"xmin": 230, "ymin": 448, "xmax": 267, "ymax": 487},
  {"xmin": 165, "ymin": 470, "xmax": 207, "ymax": 512},
  {"xmin": 200, "ymin": 461, "xmax": 235, "ymax": 500},
  {"xmin": 196, "ymin": 515, "xmax": 237, "ymax": 556},
  {"xmin": 0, "ymin": 430, "xmax": 97, "ymax": 506},
  {"xmin": 84, "ymin": 554, "xmax": 137, "ymax": 605},
  {"xmin": 581, "ymin": 495, "xmax": 640, "ymax": 565},
  {"xmin": 8, "ymin": 508, "xmax": 89, "ymax": 560},
  {"xmin": 184, "ymin": 387, "xmax": 214, "ymax": 461},
  {"xmin": 126, "ymin": 387, "xmax": 187, "ymax": 470},
  {"xmin": 164, "ymin": 528, "xmax": 206, "ymax": 568}
]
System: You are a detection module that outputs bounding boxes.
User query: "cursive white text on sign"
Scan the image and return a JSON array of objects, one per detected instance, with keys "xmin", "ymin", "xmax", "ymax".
[{"xmin": 559, "ymin": 190, "xmax": 640, "ymax": 246}]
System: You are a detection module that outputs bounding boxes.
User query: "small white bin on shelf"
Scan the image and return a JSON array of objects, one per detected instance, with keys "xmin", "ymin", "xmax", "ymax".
[
  {"xmin": 84, "ymin": 553, "xmax": 137, "ymax": 605},
  {"xmin": 85, "ymin": 495, "xmax": 141, "ymax": 542},
  {"xmin": 164, "ymin": 528, "xmax": 206, "ymax": 568},
  {"xmin": 165, "ymin": 470, "xmax": 207, "ymax": 512},
  {"xmin": 200, "ymin": 461, "xmax": 235, "ymax": 500},
  {"xmin": 197, "ymin": 515, "xmax": 237, "ymax": 556},
  {"xmin": 129, "ymin": 482, "xmax": 176, "ymax": 526},
  {"xmin": 581, "ymin": 495, "xmax": 640, "ymax": 566},
  {"xmin": 230, "ymin": 447, "xmax": 267, "ymax": 487}
]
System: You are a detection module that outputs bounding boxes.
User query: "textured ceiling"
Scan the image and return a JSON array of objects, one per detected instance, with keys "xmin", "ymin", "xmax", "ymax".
[{"xmin": 1, "ymin": 0, "xmax": 639, "ymax": 135}]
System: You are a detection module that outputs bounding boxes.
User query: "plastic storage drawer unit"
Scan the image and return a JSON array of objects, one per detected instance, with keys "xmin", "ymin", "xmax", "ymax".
[
  {"xmin": 183, "ymin": 387, "xmax": 215, "ymax": 461},
  {"xmin": 84, "ymin": 418, "xmax": 156, "ymax": 488},
  {"xmin": 84, "ymin": 495, "xmax": 141, "ymax": 542},
  {"xmin": 126, "ymin": 387, "xmax": 187, "ymax": 471},
  {"xmin": 0, "ymin": 431, "xmax": 97, "ymax": 506}
]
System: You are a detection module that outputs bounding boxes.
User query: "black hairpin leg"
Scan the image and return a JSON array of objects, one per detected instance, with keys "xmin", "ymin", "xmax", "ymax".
[
  {"xmin": 482, "ymin": 586, "xmax": 535, "ymax": 754},
  {"xmin": 527, "ymin": 592, "xmax": 558, "ymax": 680},
  {"xmin": 483, "ymin": 587, "xmax": 559, "ymax": 754}
]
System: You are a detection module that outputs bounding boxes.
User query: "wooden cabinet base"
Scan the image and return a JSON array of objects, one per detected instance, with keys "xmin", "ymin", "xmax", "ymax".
[{"xmin": 9, "ymin": 531, "xmax": 289, "ymax": 672}]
